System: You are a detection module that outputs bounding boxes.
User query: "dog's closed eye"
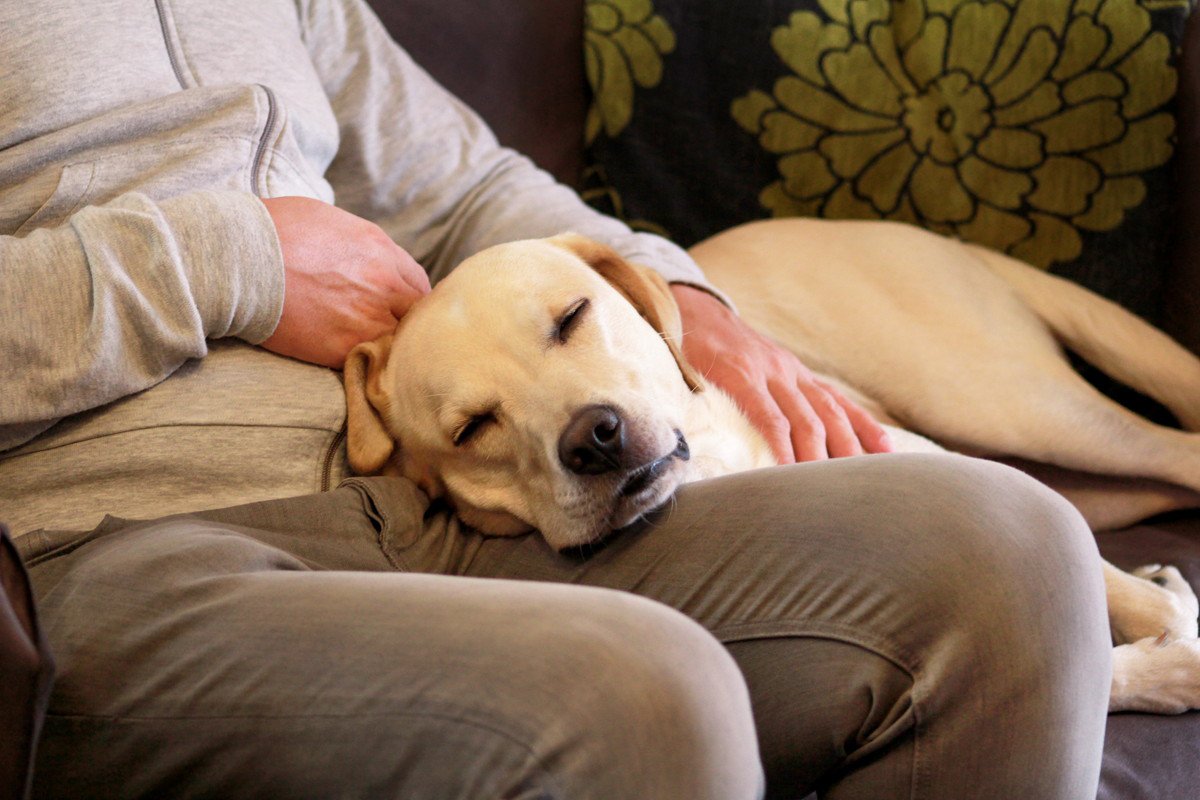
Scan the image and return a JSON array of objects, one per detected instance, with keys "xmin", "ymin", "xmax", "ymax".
[
  {"xmin": 453, "ymin": 411, "xmax": 497, "ymax": 447},
  {"xmin": 555, "ymin": 298, "xmax": 589, "ymax": 344}
]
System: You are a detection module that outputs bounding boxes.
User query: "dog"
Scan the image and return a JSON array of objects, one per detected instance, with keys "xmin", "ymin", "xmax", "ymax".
[{"xmin": 343, "ymin": 224, "xmax": 1200, "ymax": 714}]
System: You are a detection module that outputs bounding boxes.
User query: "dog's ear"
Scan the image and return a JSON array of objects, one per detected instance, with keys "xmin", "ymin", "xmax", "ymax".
[
  {"xmin": 343, "ymin": 334, "xmax": 397, "ymax": 474},
  {"xmin": 550, "ymin": 233, "xmax": 704, "ymax": 393}
]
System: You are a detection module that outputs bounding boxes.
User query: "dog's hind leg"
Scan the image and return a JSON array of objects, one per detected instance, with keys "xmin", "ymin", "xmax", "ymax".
[
  {"xmin": 999, "ymin": 458, "xmax": 1200, "ymax": 530},
  {"xmin": 950, "ymin": 368, "xmax": 1200, "ymax": 502},
  {"xmin": 969, "ymin": 245, "xmax": 1200, "ymax": 432}
]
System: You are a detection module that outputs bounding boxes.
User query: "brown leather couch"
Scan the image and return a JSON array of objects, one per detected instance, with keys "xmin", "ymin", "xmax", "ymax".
[{"xmin": 369, "ymin": 2, "xmax": 1200, "ymax": 798}]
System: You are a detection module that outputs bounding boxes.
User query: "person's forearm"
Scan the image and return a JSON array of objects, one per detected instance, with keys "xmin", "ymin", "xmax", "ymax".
[{"xmin": 0, "ymin": 190, "xmax": 283, "ymax": 450}]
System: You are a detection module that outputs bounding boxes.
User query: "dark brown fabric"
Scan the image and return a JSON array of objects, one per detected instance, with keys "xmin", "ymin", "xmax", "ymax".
[
  {"xmin": 367, "ymin": 0, "xmax": 587, "ymax": 186},
  {"xmin": 1099, "ymin": 711, "xmax": 1200, "ymax": 800},
  {"xmin": 1167, "ymin": 7, "xmax": 1200, "ymax": 356},
  {"xmin": 0, "ymin": 525, "xmax": 55, "ymax": 800}
]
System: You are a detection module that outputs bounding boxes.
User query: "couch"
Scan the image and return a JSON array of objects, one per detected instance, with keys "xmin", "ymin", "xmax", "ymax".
[
  {"xmin": 4, "ymin": 0, "xmax": 1197, "ymax": 797},
  {"xmin": 369, "ymin": 0, "xmax": 1195, "ymax": 796}
]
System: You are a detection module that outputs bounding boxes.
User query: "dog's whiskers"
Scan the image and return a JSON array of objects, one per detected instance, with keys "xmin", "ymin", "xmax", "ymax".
[{"xmin": 656, "ymin": 493, "xmax": 680, "ymax": 529}]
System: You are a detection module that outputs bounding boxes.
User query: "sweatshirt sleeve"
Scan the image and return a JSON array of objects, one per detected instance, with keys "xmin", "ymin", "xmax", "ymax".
[
  {"xmin": 0, "ymin": 189, "xmax": 284, "ymax": 451},
  {"xmin": 298, "ymin": 0, "xmax": 725, "ymax": 298}
]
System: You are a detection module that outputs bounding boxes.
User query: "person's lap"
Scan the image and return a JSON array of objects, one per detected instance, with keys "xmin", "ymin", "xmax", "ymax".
[{"xmin": 19, "ymin": 453, "xmax": 1111, "ymax": 799}]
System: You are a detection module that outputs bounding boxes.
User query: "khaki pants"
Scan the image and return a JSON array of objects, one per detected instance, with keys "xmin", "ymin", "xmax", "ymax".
[{"xmin": 18, "ymin": 454, "xmax": 1110, "ymax": 799}]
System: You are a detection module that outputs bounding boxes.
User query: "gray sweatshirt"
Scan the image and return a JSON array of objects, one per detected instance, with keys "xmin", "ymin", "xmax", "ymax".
[{"xmin": 0, "ymin": 0, "xmax": 715, "ymax": 534}]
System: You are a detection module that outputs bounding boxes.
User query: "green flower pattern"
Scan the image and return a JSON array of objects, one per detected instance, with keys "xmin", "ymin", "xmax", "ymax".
[
  {"xmin": 732, "ymin": 0, "xmax": 1178, "ymax": 267},
  {"xmin": 585, "ymin": 0, "xmax": 676, "ymax": 144}
]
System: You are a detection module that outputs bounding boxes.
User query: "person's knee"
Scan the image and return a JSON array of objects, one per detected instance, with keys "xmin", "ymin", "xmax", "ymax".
[
  {"xmin": 892, "ymin": 456, "xmax": 1112, "ymax": 778},
  {"xmin": 662, "ymin": 454, "xmax": 1110, "ymax": 793},
  {"xmin": 727, "ymin": 453, "xmax": 1110, "ymax": 679},
  {"xmin": 864, "ymin": 454, "xmax": 1113, "ymax": 755},
  {"xmin": 917, "ymin": 455, "xmax": 1106, "ymax": 625},
  {"xmin": 534, "ymin": 592, "xmax": 764, "ymax": 799},
  {"xmin": 874, "ymin": 455, "xmax": 1106, "ymax": 643}
]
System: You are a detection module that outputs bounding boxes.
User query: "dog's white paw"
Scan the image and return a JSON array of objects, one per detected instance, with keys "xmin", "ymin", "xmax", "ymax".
[
  {"xmin": 1109, "ymin": 564, "xmax": 1199, "ymax": 643},
  {"xmin": 1110, "ymin": 636, "xmax": 1200, "ymax": 714}
]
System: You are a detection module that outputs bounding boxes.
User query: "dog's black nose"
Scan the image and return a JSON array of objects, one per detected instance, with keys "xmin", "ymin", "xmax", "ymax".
[{"xmin": 559, "ymin": 405, "xmax": 625, "ymax": 475}]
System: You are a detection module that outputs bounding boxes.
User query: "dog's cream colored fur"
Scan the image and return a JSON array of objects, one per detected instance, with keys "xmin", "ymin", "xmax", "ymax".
[{"xmin": 344, "ymin": 224, "xmax": 1200, "ymax": 714}]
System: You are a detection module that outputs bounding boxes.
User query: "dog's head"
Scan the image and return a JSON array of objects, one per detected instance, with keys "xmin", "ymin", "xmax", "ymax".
[{"xmin": 344, "ymin": 234, "xmax": 705, "ymax": 550}]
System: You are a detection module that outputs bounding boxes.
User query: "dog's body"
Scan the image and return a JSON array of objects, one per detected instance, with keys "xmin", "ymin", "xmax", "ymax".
[
  {"xmin": 344, "ymin": 224, "xmax": 1200, "ymax": 715},
  {"xmin": 691, "ymin": 219, "xmax": 1200, "ymax": 532}
]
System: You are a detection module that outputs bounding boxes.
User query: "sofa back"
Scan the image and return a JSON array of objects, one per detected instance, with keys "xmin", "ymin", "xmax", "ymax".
[
  {"xmin": 1168, "ymin": 8, "xmax": 1200, "ymax": 354},
  {"xmin": 370, "ymin": 0, "xmax": 1200, "ymax": 356},
  {"xmin": 370, "ymin": 0, "xmax": 586, "ymax": 186}
]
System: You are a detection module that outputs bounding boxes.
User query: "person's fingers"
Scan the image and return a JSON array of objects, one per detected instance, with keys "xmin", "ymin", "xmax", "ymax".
[
  {"xmin": 669, "ymin": 286, "xmax": 892, "ymax": 462},
  {"xmin": 367, "ymin": 247, "xmax": 428, "ymax": 320},
  {"xmin": 766, "ymin": 376, "xmax": 829, "ymax": 462},
  {"xmin": 733, "ymin": 377, "xmax": 802, "ymax": 464},
  {"xmin": 818, "ymin": 379, "xmax": 894, "ymax": 454},
  {"xmin": 387, "ymin": 287, "xmax": 424, "ymax": 320},
  {"xmin": 390, "ymin": 243, "xmax": 431, "ymax": 294},
  {"xmin": 797, "ymin": 379, "xmax": 862, "ymax": 457},
  {"xmin": 261, "ymin": 198, "xmax": 437, "ymax": 369}
]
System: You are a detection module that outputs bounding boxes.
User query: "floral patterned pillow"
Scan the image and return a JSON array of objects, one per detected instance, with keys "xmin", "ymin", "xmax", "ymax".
[{"xmin": 582, "ymin": 0, "xmax": 1192, "ymax": 323}]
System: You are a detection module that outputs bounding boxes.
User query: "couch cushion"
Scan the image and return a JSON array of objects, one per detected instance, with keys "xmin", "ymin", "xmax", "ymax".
[{"xmin": 583, "ymin": 0, "xmax": 1194, "ymax": 324}]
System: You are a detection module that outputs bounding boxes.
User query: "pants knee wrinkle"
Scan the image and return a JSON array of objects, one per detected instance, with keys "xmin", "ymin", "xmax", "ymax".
[{"xmin": 715, "ymin": 620, "xmax": 921, "ymax": 677}]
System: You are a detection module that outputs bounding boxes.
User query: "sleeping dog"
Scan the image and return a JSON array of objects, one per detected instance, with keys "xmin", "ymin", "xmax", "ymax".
[{"xmin": 342, "ymin": 225, "xmax": 1200, "ymax": 714}]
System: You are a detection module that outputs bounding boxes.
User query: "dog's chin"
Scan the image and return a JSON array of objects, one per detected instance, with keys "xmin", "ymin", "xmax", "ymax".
[
  {"xmin": 608, "ymin": 457, "xmax": 686, "ymax": 531},
  {"xmin": 561, "ymin": 455, "xmax": 688, "ymax": 550},
  {"xmin": 545, "ymin": 477, "xmax": 685, "ymax": 553},
  {"xmin": 538, "ymin": 459, "xmax": 688, "ymax": 552},
  {"xmin": 541, "ymin": 432, "xmax": 692, "ymax": 551}
]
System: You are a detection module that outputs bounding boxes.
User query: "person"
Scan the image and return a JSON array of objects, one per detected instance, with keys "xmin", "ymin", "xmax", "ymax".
[{"xmin": 0, "ymin": 0, "xmax": 1112, "ymax": 797}]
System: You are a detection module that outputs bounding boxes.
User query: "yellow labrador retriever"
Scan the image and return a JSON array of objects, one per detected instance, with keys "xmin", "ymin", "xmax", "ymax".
[{"xmin": 344, "ymin": 224, "xmax": 1200, "ymax": 713}]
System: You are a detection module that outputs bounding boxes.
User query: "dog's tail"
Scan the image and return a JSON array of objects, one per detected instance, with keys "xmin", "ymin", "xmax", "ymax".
[{"xmin": 968, "ymin": 244, "xmax": 1200, "ymax": 431}]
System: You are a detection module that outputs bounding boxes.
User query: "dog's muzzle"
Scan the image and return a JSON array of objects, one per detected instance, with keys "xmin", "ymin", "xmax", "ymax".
[
  {"xmin": 618, "ymin": 431, "xmax": 690, "ymax": 496},
  {"xmin": 558, "ymin": 405, "xmax": 689, "ymax": 480}
]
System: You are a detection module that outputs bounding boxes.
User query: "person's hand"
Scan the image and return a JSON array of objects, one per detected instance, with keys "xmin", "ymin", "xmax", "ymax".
[
  {"xmin": 260, "ymin": 196, "xmax": 430, "ymax": 368},
  {"xmin": 670, "ymin": 283, "xmax": 893, "ymax": 463}
]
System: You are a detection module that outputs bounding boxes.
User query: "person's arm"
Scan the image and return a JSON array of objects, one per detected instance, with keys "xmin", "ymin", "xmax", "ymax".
[
  {"xmin": 0, "ymin": 190, "xmax": 283, "ymax": 451},
  {"xmin": 0, "ymin": 191, "xmax": 430, "ymax": 453}
]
